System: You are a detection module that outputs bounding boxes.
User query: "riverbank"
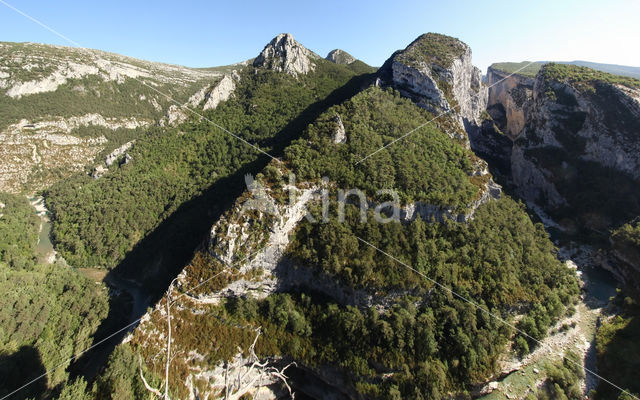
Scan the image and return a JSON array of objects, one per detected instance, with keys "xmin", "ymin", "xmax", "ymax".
[
  {"xmin": 477, "ymin": 245, "xmax": 619, "ymax": 399},
  {"xmin": 28, "ymin": 196, "xmax": 58, "ymax": 264}
]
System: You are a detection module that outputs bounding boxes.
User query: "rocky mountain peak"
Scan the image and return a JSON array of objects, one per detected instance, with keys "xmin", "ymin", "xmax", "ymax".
[
  {"xmin": 253, "ymin": 33, "xmax": 319, "ymax": 76},
  {"xmin": 396, "ymin": 33, "xmax": 468, "ymax": 70},
  {"xmin": 326, "ymin": 49, "xmax": 355, "ymax": 64},
  {"xmin": 381, "ymin": 32, "xmax": 487, "ymax": 126}
]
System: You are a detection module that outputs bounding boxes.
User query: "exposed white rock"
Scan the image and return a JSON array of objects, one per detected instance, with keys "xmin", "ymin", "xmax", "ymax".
[
  {"xmin": 185, "ymin": 85, "xmax": 210, "ymax": 108},
  {"xmin": 164, "ymin": 104, "xmax": 188, "ymax": 126},
  {"xmin": 0, "ymin": 132, "xmax": 105, "ymax": 193},
  {"xmin": 1, "ymin": 42, "xmax": 224, "ymax": 99},
  {"xmin": 92, "ymin": 141, "xmax": 134, "ymax": 178},
  {"xmin": 392, "ymin": 60, "xmax": 450, "ymax": 112},
  {"xmin": 203, "ymin": 74, "xmax": 236, "ymax": 110},
  {"xmin": 3, "ymin": 114, "xmax": 150, "ymax": 136},
  {"xmin": 94, "ymin": 58, "xmax": 152, "ymax": 83},
  {"xmin": 326, "ymin": 49, "xmax": 356, "ymax": 65},
  {"xmin": 253, "ymin": 33, "xmax": 319, "ymax": 76},
  {"xmin": 389, "ymin": 36, "xmax": 488, "ymax": 127},
  {"xmin": 332, "ymin": 114, "xmax": 346, "ymax": 144},
  {"xmin": 194, "ymin": 185, "xmax": 319, "ymax": 303},
  {"xmin": 451, "ymin": 49, "xmax": 488, "ymax": 125},
  {"xmin": 147, "ymin": 99, "xmax": 159, "ymax": 113},
  {"xmin": 6, "ymin": 62, "xmax": 99, "ymax": 98},
  {"xmin": 160, "ymin": 73, "xmax": 239, "ymax": 126},
  {"xmin": 105, "ymin": 141, "xmax": 134, "ymax": 166}
]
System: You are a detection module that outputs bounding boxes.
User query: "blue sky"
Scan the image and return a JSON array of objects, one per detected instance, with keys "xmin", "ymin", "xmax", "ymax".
[{"xmin": 1, "ymin": 0, "xmax": 638, "ymax": 73}]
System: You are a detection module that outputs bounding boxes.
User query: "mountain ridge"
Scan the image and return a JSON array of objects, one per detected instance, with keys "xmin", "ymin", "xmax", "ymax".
[
  {"xmin": 489, "ymin": 60, "xmax": 640, "ymax": 79},
  {"xmin": 119, "ymin": 32, "xmax": 585, "ymax": 400},
  {"xmin": 1, "ymin": 31, "xmax": 639, "ymax": 400}
]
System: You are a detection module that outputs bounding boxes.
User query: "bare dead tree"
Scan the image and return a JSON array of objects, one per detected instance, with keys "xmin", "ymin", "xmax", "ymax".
[
  {"xmin": 139, "ymin": 356, "xmax": 162, "ymax": 397},
  {"xmin": 140, "ymin": 282, "xmax": 295, "ymax": 399},
  {"xmin": 223, "ymin": 328, "xmax": 297, "ymax": 400},
  {"xmin": 139, "ymin": 278, "xmax": 179, "ymax": 400}
]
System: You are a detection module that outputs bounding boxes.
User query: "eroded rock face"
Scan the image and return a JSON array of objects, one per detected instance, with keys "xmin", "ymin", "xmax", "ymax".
[
  {"xmin": 510, "ymin": 145, "xmax": 567, "ymax": 208},
  {"xmin": 253, "ymin": 33, "xmax": 319, "ymax": 76},
  {"xmin": 384, "ymin": 33, "xmax": 488, "ymax": 126},
  {"xmin": 203, "ymin": 74, "xmax": 236, "ymax": 110},
  {"xmin": 332, "ymin": 114, "xmax": 346, "ymax": 144},
  {"xmin": 485, "ymin": 67, "xmax": 535, "ymax": 139},
  {"xmin": 91, "ymin": 141, "xmax": 135, "ymax": 179},
  {"xmin": 161, "ymin": 73, "xmax": 239, "ymax": 125},
  {"xmin": 508, "ymin": 73, "xmax": 640, "ymax": 210},
  {"xmin": 326, "ymin": 49, "xmax": 355, "ymax": 65}
]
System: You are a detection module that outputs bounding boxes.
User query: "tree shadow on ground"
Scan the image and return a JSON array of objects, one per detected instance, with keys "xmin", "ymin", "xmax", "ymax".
[
  {"xmin": 67, "ymin": 71, "xmax": 378, "ymax": 384},
  {"xmin": 0, "ymin": 345, "xmax": 48, "ymax": 400}
]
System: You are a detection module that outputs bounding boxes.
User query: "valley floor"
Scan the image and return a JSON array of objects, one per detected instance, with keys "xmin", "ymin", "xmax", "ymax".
[{"xmin": 478, "ymin": 246, "xmax": 619, "ymax": 399}]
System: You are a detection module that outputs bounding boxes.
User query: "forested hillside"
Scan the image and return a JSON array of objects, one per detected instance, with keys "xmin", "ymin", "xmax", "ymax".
[
  {"xmin": 4, "ymin": 30, "xmax": 637, "ymax": 400},
  {"xmin": 0, "ymin": 193, "xmax": 108, "ymax": 399},
  {"xmin": 0, "ymin": 42, "xmax": 232, "ymax": 193},
  {"xmin": 122, "ymin": 52, "xmax": 581, "ymax": 398},
  {"xmin": 46, "ymin": 58, "xmax": 375, "ymax": 271}
]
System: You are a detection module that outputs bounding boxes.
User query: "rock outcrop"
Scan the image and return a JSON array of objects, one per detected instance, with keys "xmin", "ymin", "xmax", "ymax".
[
  {"xmin": 203, "ymin": 74, "xmax": 237, "ymax": 110},
  {"xmin": 381, "ymin": 33, "xmax": 488, "ymax": 128},
  {"xmin": 161, "ymin": 72, "xmax": 239, "ymax": 125},
  {"xmin": 485, "ymin": 66, "xmax": 535, "ymax": 138},
  {"xmin": 332, "ymin": 114, "xmax": 346, "ymax": 144},
  {"xmin": 508, "ymin": 68, "xmax": 640, "ymax": 208},
  {"xmin": 91, "ymin": 141, "xmax": 135, "ymax": 178},
  {"xmin": 253, "ymin": 33, "xmax": 319, "ymax": 76},
  {"xmin": 326, "ymin": 49, "xmax": 355, "ymax": 65}
]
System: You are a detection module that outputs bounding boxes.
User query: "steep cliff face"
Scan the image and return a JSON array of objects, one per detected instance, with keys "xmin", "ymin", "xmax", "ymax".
[
  {"xmin": 481, "ymin": 64, "xmax": 640, "ymax": 291},
  {"xmin": 485, "ymin": 66, "xmax": 535, "ymax": 139},
  {"xmin": 507, "ymin": 65, "xmax": 640, "ymax": 223},
  {"xmin": 253, "ymin": 33, "xmax": 319, "ymax": 76},
  {"xmin": 381, "ymin": 33, "xmax": 488, "ymax": 129}
]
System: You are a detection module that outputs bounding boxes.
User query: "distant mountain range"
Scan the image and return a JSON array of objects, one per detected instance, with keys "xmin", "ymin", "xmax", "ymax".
[{"xmin": 489, "ymin": 60, "xmax": 640, "ymax": 79}]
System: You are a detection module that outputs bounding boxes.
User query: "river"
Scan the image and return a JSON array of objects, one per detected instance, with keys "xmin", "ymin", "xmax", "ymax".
[{"xmin": 29, "ymin": 196, "xmax": 56, "ymax": 264}]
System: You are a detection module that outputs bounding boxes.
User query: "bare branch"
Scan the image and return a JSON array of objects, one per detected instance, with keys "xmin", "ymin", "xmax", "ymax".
[
  {"xmin": 223, "ymin": 328, "xmax": 297, "ymax": 400},
  {"xmin": 163, "ymin": 277, "xmax": 179, "ymax": 400},
  {"xmin": 267, "ymin": 362, "xmax": 297, "ymax": 398},
  {"xmin": 139, "ymin": 356, "xmax": 162, "ymax": 398}
]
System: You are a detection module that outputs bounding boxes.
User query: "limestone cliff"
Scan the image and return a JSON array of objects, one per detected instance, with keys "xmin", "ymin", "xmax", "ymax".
[
  {"xmin": 507, "ymin": 66, "xmax": 640, "ymax": 214},
  {"xmin": 485, "ymin": 66, "xmax": 535, "ymax": 139},
  {"xmin": 0, "ymin": 41, "xmax": 238, "ymax": 193},
  {"xmin": 380, "ymin": 33, "xmax": 487, "ymax": 129},
  {"xmin": 480, "ymin": 63, "xmax": 640, "ymax": 288},
  {"xmin": 253, "ymin": 33, "xmax": 319, "ymax": 76}
]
